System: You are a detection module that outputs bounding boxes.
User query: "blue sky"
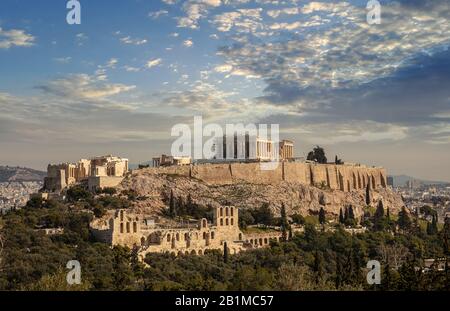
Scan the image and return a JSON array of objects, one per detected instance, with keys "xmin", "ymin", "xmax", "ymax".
[{"xmin": 0, "ymin": 0, "xmax": 449, "ymax": 181}]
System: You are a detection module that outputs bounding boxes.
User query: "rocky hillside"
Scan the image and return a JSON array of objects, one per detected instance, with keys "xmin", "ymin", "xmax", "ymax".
[
  {"xmin": 119, "ymin": 168, "xmax": 405, "ymax": 220},
  {"xmin": 0, "ymin": 166, "xmax": 46, "ymax": 182}
]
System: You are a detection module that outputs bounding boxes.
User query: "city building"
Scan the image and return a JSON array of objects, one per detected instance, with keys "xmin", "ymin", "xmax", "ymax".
[
  {"xmin": 152, "ymin": 155, "xmax": 192, "ymax": 168},
  {"xmin": 44, "ymin": 155, "xmax": 129, "ymax": 192}
]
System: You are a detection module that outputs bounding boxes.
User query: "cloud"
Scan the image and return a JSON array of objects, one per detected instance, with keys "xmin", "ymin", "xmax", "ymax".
[
  {"xmin": 183, "ymin": 39, "xmax": 194, "ymax": 47},
  {"xmin": 0, "ymin": 27, "xmax": 35, "ymax": 49},
  {"xmin": 149, "ymin": 10, "xmax": 169, "ymax": 19},
  {"xmin": 119, "ymin": 36, "xmax": 148, "ymax": 45},
  {"xmin": 146, "ymin": 58, "xmax": 163, "ymax": 68},
  {"xmin": 37, "ymin": 73, "xmax": 136, "ymax": 102}
]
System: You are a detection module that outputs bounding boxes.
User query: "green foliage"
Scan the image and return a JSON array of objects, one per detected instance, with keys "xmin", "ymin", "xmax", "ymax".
[
  {"xmin": 1, "ymin": 196, "xmax": 449, "ymax": 291},
  {"xmin": 291, "ymin": 214, "xmax": 305, "ymax": 225},
  {"xmin": 238, "ymin": 209, "xmax": 255, "ymax": 229},
  {"xmin": 307, "ymin": 146, "xmax": 327, "ymax": 164},
  {"xmin": 66, "ymin": 186, "xmax": 93, "ymax": 203},
  {"xmin": 318, "ymin": 207, "xmax": 326, "ymax": 225}
]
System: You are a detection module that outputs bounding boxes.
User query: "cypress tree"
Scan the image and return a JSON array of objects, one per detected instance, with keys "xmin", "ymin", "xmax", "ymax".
[
  {"xmin": 339, "ymin": 208, "xmax": 345, "ymax": 224},
  {"xmin": 397, "ymin": 207, "xmax": 411, "ymax": 231},
  {"xmin": 280, "ymin": 203, "xmax": 288, "ymax": 241},
  {"xmin": 169, "ymin": 190, "xmax": 175, "ymax": 217},
  {"xmin": 319, "ymin": 207, "xmax": 326, "ymax": 225},
  {"xmin": 365, "ymin": 183, "xmax": 371, "ymax": 206},
  {"xmin": 223, "ymin": 242, "xmax": 229, "ymax": 263},
  {"xmin": 348, "ymin": 205, "xmax": 355, "ymax": 220}
]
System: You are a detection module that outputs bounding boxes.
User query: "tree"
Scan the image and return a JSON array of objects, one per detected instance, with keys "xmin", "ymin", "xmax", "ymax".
[
  {"xmin": 169, "ymin": 190, "xmax": 176, "ymax": 218},
  {"xmin": 280, "ymin": 203, "xmax": 289, "ymax": 241},
  {"xmin": 306, "ymin": 146, "xmax": 327, "ymax": 164},
  {"xmin": 318, "ymin": 207, "xmax": 326, "ymax": 225},
  {"xmin": 335, "ymin": 155, "xmax": 343, "ymax": 165},
  {"xmin": 427, "ymin": 214, "xmax": 438, "ymax": 236},
  {"xmin": 255, "ymin": 203, "xmax": 274, "ymax": 227},
  {"xmin": 291, "ymin": 214, "xmax": 305, "ymax": 225},
  {"xmin": 313, "ymin": 251, "xmax": 324, "ymax": 283},
  {"xmin": 339, "ymin": 208, "xmax": 345, "ymax": 224},
  {"xmin": 365, "ymin": 183, "xmax": 371, "ymax": 206},
  {"xmin": 397, "ymin": 207, "xmax": 412, "ymax": 231},
  {"xmin": 223, "ymin": 242, "xmax": 229, "ymax": 263}
]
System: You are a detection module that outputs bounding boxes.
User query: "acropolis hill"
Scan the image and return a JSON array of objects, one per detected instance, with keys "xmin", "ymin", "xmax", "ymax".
[{"xmin": 119, "ymin": 161, "xmax": 404, "ymax": 220}]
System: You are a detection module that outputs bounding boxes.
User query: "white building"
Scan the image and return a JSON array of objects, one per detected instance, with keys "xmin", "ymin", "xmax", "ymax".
[{"xmin": 213, "ymin": 134, "xmax": 278, "ymax": 162}]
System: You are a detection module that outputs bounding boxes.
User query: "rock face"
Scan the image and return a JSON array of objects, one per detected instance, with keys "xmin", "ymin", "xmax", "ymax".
[{"xmin": 119, "ymin": 167, "xmax": 405, "ymax": 220}]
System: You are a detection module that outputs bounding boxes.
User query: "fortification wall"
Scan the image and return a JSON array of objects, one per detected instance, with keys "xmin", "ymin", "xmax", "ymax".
[
  {"xmin": 230, "ymin": 163, "xmax": 283, "ymax": 184},
  {"xmin": 191, "ymin": 164, "xmax": 232, "ymax": 185},
  {"xmin": 148, "ymin": 162, "xmax": 387, "ymax": 193}
]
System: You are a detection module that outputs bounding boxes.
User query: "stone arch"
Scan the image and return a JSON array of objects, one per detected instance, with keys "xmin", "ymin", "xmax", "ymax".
[
  {"xmin": 167, "ymin": 234, "xmax": 171, "ymax": 242},
  {"xmin": 120, "ymin": 223, "xmax": 124, "ymax": 233},
  {"xmin": 220, "ymin": 219, "xmax": 223, "ymax": 226},
  {"xmin": 171, "ymin": 252, "xmax": 176, "ymax": 256},
  {"xmin": 250, "ymin": 239, "xmax": 254, "ymax": 244},
  {"xmin": 203, "ymin": 232, "xmax": 207, "ymax": 239},
  {"xmin": 184, "ymin": 232, "xmax": 189, "ymax": 240},
  {"xmin": 133, "ymin": 222, "xmax": 137, "ymax": 233},
  {"xmin": 226, "ymin": 218, "xmax": 229, "ymax": 226},
  {"xmin": 231, "ymin": 207, "xmax": 234, "ymax": 216},
  {"xmin": 178, "ymin": 251, "xmax": 183, "ymax": 257},
  {"xmin": 190, "ymin": 250, "xmax": 196, "ymax": 255},
  {"xmin": 185, "ymin": 251, "xmax": 189, "ymax": 255},
  {"xmin": 211, "ymin": 231, "xmax": 215, "ymax": 239},
  {"xmin": 120, "ymin": 210, "xmax": 124, "ymax": 221},
  {"xmin": 220, "ymin": 207, "xmax": 223, "ymax": 217},
  {"xmin": 176, "ymin": 233, "xmax": 180, "ymax": 241},
  {"xmin": 264, "ymin": 238, "xmax": 268, "ymax": 244},
  {"xmin": 126, "ymin": 222, "xmax": 130, "ymax": 233},
  {"xmin": 231, "ymin": 218, "xmax": 234, "ymax": 226},
  {"xmin": 259, "ymin": 238, "xmax": 263, "ymax": 245},
  {"xmin": 226, "ymin": 207, "xmax": 229, "ymax": 216},
  {"xmin": 198, "ymin": 249, "xmax": 203, "ymax": 255}
]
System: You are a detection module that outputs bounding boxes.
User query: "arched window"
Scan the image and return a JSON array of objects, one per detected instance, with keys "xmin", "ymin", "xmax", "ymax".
[
  {"xmin": 167, "ymin": 234, "xmax": 171, "ymax": 242},
  {"xmin": 226, "ymin": 207, "xmax": 229, "ymax": 216},
  {"xmin": 264, "ymin": 238, "xmax": 268, "ymax": 244},
  {"xmin": 220, "ymin": 208, "xmax": 223, "ymax": 217},
  {"xmin": 231, "ymin": 218, "xmax": 234, "ymax": 226},
  {"xmin": 133, "ymin": 222, "xmax": 137, "ymax": 233},
  {"xmin": 203, "ymin": 232, "xmax": 207, "ymax": 239},
  {"xmin": 120, "ymin": 223, "xmax": 124, "ymax": 233},
  {"xmin": 226, "ymin": 219, "xmax": 229, "ymax": 226},
  {"xmin": 126, "ymin": 222, "xmax": 130, "ymax": 233},
  {"xmin": 211, "ymin": 232, "xmax": 215, "ymax": 239},
  {"xmin": 231, "ymin": 208, "xmax": 234, "ymax": 216},
  {"xmin": 220, "ymin": 219, "xmax": 223, "ymax": 226},
  {"xmin": 176, "ymin": 233, "xmax": 180, "ymax": 241},
  {"xmin": 184, "ymin": 233, "xmax": 189, "ymax": 240}
]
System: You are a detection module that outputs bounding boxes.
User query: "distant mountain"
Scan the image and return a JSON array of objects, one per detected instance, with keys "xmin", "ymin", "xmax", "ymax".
[
  {"xmin": 390, "ymin": 175, "xmax": 449, "ymax": 187},
  {"xmin": 0, "ymin": 166, "xmax": 46, "ymax": 182}
]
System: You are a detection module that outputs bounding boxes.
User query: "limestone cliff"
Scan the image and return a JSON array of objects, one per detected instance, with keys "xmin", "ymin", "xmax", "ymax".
[{"xmin": 119, "ymin": 167, "xmax": 405, "ymax": 220}]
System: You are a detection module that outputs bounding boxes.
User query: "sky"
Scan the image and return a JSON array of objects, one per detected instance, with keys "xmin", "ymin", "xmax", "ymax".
[{"xmin": 0, "ymin": 0, "xmax": 449, "ymax": 181}]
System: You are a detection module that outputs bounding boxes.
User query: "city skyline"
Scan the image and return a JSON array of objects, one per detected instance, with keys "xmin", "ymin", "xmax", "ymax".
[{"xmin": 0, "ymin": 0, "xmax": 450, "ymax": 182}]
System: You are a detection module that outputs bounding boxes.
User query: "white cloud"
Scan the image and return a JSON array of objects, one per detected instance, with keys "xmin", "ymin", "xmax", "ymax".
[
  {"xmin": 183, "ymin": 39, "xmax": 194, "ymax": 47},
  {"xmin": 149, "ymin": 10, "xmax": 169, "ymax": 19},
  {"xmin": 0, "ymin": 27, "xmax": 35, "ymax": 49},
  {"xmin": 146, "ymin": 58, "xmax": 163, "ymax": 68},
  {"xmin": 120, "ymin": 36, "xmax": 148, "ymax": 45}
]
